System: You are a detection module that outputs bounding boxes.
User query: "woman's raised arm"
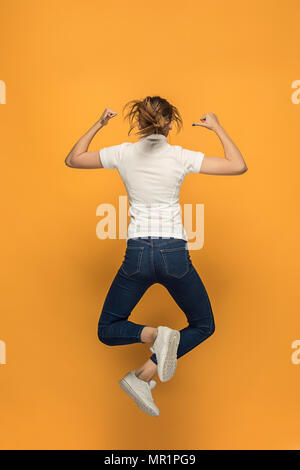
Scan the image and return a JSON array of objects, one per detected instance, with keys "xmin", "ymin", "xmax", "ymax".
[
  {"xmin": 192, "ymin": 113, "xmax": 248, "ymax": 175},
  {"xmin": 65, "ymin": 108, "xmax": 117, "ymax": 169}
]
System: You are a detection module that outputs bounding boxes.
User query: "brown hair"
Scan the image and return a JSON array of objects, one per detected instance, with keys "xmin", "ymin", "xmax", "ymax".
[{"xmin": 122, "ymin": 95, "xmax": 183, "ymax": 139}]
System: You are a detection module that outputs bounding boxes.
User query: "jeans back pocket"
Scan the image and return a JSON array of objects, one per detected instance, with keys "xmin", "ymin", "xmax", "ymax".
[
  {"xmin": 160, "ymin": 246, "xmax": 190, "ymax": 279},
  {"xmin": 120, "ymin": 246, "xmax": 144, "ymax": 276}
]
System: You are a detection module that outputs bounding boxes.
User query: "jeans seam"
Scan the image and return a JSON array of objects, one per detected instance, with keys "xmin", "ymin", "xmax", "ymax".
[
  {"xmin": 99, "ymin": 310, "xmax": 125, "ymax": 319},
  {"xmin": 121, "ymin": 247, "xmax": 144, "ymax": 276},
  {"xmin": 151, "ymin": 246, "xmax": 158, "ymax": 281},
  {"xmin": 160, "ymin": 246, "xmax": 187, "ymax": 252}
]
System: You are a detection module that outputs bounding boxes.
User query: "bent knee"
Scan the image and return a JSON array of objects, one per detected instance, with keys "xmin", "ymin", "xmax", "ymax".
[
  {"xmin": 193, "ymin": 320, "xmax": 215, "ymax": 341},
  {"xmin": 97, "ymin": 325, "xmax": 109, "ymax": 345},
  {"xmin": 208, "ymin": 321, "xmax": 215, "ymax": 337},
  {"xmin": 205, "ymin": 312, "xmax": 215, "ymax": 336},
  {"xmin": 200, "ymin": 323, "xmax": 215, "ymax": 339}
]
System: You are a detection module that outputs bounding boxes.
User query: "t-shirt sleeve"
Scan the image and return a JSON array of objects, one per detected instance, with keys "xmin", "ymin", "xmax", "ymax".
[
  {"xmin": 99, "ymin": 143, "xmax": 126, "ymax": 169},
  {"xmin": 179, "ymin": 146, "xmax": 205, "ymax": 175}
]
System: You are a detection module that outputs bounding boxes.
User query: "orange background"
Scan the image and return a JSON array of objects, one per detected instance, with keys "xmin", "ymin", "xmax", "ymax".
[{"xmin": 1, "ymin": 0, "xmax": 300, "ymax": 450}]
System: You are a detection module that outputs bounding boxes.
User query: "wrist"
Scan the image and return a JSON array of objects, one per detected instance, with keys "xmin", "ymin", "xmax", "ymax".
[
  {"xmin": 96, "ymin": 120, "xmax": 104, "ymax": 129},
  {"xmin": 214, "ymin": 124, "xmax": 225, "ymax": 135}
]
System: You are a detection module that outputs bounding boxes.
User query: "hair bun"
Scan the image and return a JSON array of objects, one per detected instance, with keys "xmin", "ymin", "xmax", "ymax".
[{"xmin": 122, "ymin": 95, "xmax": 183, "ymax": 138}]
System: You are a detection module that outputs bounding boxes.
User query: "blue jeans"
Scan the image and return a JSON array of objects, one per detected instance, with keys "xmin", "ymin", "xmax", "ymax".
[{"xmin": 97, "ymin": 237, "xmax": 215, "ymax": 365}]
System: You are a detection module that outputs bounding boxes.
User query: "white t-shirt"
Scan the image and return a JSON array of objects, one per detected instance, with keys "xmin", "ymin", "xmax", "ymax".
[{"xmin": 99, "ymin": 133, "xmax": 204, "ymax": 241}]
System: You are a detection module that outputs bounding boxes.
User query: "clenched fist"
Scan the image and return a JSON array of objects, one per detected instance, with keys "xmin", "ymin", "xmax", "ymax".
[
  {"xmin": 192, "ymin": 113, "xmax": 221, "ymax": 132},
  {"xmin": 99, "ymin": 108, "xmax": 117, "ymax": 126}
]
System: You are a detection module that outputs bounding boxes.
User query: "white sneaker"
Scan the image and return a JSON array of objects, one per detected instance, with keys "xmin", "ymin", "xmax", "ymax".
[
  {"xmin": 150, "ymin": 326, "xmax": 180, "ymax": 382},
  {"xmin": 119, "ymin": 370, "xmax": 159, "ymax": 417}
]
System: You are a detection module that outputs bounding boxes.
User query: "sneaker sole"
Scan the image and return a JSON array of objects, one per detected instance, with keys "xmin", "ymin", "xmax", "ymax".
[
  {"xmin": 158, "ymin": 330, "xmax": 180, "ymax": 382},
  {"xmin": 118, "ymin": 378, "xmax": 159, "ymax": 417}
]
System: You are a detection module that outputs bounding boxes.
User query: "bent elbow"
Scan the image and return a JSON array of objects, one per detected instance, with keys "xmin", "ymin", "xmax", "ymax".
[
  {"xmin": 65, "ymin": 157, "xmax": 74, "ymax": 168},
  {"xmin": 234, "ymin": 165, "xmax": 248, "ymax": 175},
  {"xmin": 240, "ymin": 165, "xmax": 248, "ymax": 174}
]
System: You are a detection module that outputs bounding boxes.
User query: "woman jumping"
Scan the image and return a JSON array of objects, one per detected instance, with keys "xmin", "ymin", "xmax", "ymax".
[{"xmin": 65, "ymin": 96, "xmax": 247, "ymax": 417}]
